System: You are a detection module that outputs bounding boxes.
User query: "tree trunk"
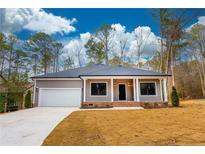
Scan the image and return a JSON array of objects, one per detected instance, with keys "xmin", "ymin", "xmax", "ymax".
[
  {"xmin": 170, "ymin": 46, "xmax": 175, "ymax": 86},
  {"xmin": 8, "ymin": 46, "xmax": 13, "ymax": 80},
  {"xmin": 165, "ymin": 42, "xmax": 172, "ymax": 74},
  {"xmin": 160, "ymin": 38, "xmax": 164, "ymax": 73},
  {"xmin": 105, "ymin": 38, "xmax": 109, "ymax": 64},
  {"xmin": 0, "ymin": 55, "xmax": 5, "ymax": 75},
  {"xmin": 56, "ymin": 54, "xmax": 59, "ymax": 72}
]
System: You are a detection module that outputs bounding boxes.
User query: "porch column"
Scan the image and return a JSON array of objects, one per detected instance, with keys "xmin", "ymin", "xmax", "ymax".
[
  {"xmin": 111, "ymin": 78, "xmax": 114, "ymax": 102},
  {"xmin": 136, "ymin": 78, "xmax": 140, "ymax": 102},
  {"xmin": 133, "ymin": 78, "xmax": 136, "ymax": 101},
  {"xmin": 163, "ymin": 78, "xmax": 168, "ymax": 102},
  {"xmin": 32, "ymin": 79, "xmax": 36, "ymax": 105},
  {"xmin": 160, "ymin": 79, "xmax": 163, "ymax": 101},
  {"xmin": 83, "ymin": 79, "xmax": 86, "ymax": 102}
]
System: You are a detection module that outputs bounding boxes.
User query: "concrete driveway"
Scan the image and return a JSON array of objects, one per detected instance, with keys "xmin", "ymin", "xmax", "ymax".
[{"xmin": 0, "ymin": 107, "xmax": 78, "ymax": 146}]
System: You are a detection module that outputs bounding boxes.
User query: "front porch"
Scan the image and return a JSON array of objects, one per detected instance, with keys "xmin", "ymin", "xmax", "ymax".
[{"xmin": 82, "ymin": 77, "xmax": 168, "ymax": 108}]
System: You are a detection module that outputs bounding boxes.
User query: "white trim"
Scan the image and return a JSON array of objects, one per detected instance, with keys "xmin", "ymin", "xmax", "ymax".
[
  {"xmin": 160, "ymin": 79, "xmax": 163, "ymax": 101},
  {"xmin": 83, "ymin": 79, "xmax": 86, "ymax": 102},
  {"xmin": 136, "ymin": 78, "xmax": 140, "ymax": 102},
  {"xmin": 90, "ymin": 82, "xmax": 108, "ymax": 97},
  {"xmin": 133, "ymin": 78, "xmax": 136, "ymax": 101},
  {"xmin": 39, "ymin": 88, "xmax": 82, "ymax": 90},
  {"xmin": 33, "ymin": 78, "xmax": 81, "ymax": 81},
  {"xmin": 111, "ymin": 78, "xmax": 114, "ymax": 102},
  {"xmin": 34, "ymin": 76, "xmax": 168, "ymax": 80},
  {"xmin": 118, "ymin": 83, "xmax": 127, "ymax": 101},
  {"xmin": 139, "ymin": 81, "xmax": 157, "ymax": 97},
  {"xmin": 32, "ymin": 79, "xmax": 36, "ymax": 105},
  {"xmin": 81, "ymin": 76, "xmax": 167, "ymax": 80},
  {"xmin": 38, "ymin": 88, "xmax": 41, "ymax": 107},
  {"xmin": 163, "ymin": 78, "xmax": 168, "ymax": 102}
]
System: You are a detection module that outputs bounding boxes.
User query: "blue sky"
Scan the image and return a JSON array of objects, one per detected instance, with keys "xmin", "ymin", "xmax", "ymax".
[
  {"xmin": 2, "ymin": 8, "xmax": 202, "ymax": 42},
  {"xmin": 45, "ymin": 9, "xmax": 159, "ymax": 35}
]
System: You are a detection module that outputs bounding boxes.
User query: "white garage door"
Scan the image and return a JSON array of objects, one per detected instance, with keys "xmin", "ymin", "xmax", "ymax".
[{"xmin": 39, "ymin": 88, "xmax": 81, "ymax": 107}]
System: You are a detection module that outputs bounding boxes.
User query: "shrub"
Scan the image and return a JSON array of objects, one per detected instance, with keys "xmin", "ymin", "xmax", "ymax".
[
  {"xmin": 0, "ymin": 93, "xmax": 5, "ymax": 113},
  {"xmin": 171, "ymin": 86, "xmax": 179, "ymax": 107},
  {"xmin": 24, "ymin": 90, "xmax": 32, "ymax": 108}
]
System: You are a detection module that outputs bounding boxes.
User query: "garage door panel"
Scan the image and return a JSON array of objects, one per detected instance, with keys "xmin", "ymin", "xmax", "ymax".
[{"xmin": 39, "ymin": 88, "xmax": 81, "ymax": 107}]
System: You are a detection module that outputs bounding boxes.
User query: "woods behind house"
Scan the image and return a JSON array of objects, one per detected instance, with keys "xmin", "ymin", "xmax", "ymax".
[{"xmin": 0, "ymin": 9, "xmax": 205, "ymax": 112}]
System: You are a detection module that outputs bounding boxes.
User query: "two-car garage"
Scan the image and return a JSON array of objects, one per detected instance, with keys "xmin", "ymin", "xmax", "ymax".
[
  {"xmin": 38, "ymin": 88, "xmax": 82, "ymax": 107},
  {"xmin": 34, "ymin": 79, "xmax": 82, "ymax": 107}
]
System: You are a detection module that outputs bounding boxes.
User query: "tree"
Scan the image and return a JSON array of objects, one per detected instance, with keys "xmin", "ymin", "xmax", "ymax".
[
  {"xmin": 24, "ymin": 90, "xmax": 32, "ymax": 108},
  {"xmin": 85, "ymin": 37, "xmax": 105, "ymax": 64},
  {"xmin": 111, "ymin": 25, "xmax": 130, "ymax": 64},
  {"xmin": 63, "ymin": 56, "xmax": 74, "ymax": 70},
  {"xmin": 0, "ymin": 93, "xmax": 5, "ymax": 113},
  {"xmin": 151, "ymin": 9, "xmax": 200, "ymax": 73},
  {"xmin": 171, "ymin": 86, "xmax": 179, "ymax": 107},
  {"xmin": 174, "ymin": 61, "xmax": 202, "ymax": 99},
  {"xmin": 187, "ymin": 24, "xmax": 205, "ymax": 97},
  {"xmin": 7, "ymin": 34, "xmax": 17, "ymax": 80},
  {"xmin": 96, "ymin": 25, "xmax": 114, "ymax": 64},
  {"xmin": 151, "ymin": 9, "xmax": 170, "ymax": 73},
  {"xmin": 64, "ymin": 39, "xmax": 84, "ymax": 67},
  {"xmin": 52, "ymin": 42, "xmax": 63, "ymax": 72},
  {"xmin": 29, "ymin": 32, "xmax": 53, "ymax": 74},
  {"xmin": 108, "ymin": 56, "xmax": 123, "ymax": 65},
  {"xmin": 133, "ymin": 27, "xmax": 151, "ymax": 68},
  {"xmin": 0, "ymin": 33, "xmax": 9, "ymax": 75}
]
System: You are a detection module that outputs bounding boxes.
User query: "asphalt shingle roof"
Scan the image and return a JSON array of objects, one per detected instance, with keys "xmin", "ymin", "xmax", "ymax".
[{"xmin": 32, "ymin": 64, "xmax": 171, "ymax": 78}]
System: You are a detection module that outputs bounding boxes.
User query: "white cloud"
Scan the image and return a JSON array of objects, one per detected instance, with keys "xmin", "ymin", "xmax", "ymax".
[
  {"xmin": 111, "ymin": 23, "xmax": 126, "ymax": 32},
  {"xmin": 129, "ymin": 26, "xmax": 160, "ymax": 61},
  {"xmin": 186, "ymin": 16, "xmax": 205, "ymax": 32},
  {"xmin": 197, "ymin": 16, "xmax": 205, "ymax": 25},
  {"xmin": 0, "ymin": 8, "xmax": 76, "ymax": 34},
  {"xmin": 62, "ymin": 32, "xmax": 91, "ymax": 67},
  {"xmin": 110, "ymin": 24, "xmax": 160, "ymax": 63}
]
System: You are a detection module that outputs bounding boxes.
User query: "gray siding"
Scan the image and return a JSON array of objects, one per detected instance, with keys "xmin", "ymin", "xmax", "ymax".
[
  {"xmin": 34, "ymin": 80, "xmax": 82, "ymax": 106},
  {"xmin": 138, "ymin": 79, "xmax": 162, "ymax": 102},
  {"xmin": 33, "ymin": 78, "xmax": 163, "ymax": 106},
  {"xmin": 85, "ymin": 79, "xmax": 111, "ymax": 102},
  {"xmin": 36, "ymin": 80, "xmax": 82, "ymax": 88}
]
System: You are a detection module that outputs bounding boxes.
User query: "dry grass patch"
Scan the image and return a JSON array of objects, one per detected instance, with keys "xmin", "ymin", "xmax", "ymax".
[{"xmin": 43, "ymin": 100, "xmax": 205, "ymax": 146}]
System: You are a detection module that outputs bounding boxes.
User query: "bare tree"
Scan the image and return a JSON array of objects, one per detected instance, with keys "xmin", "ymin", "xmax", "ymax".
[
  {"xmin": 133, "ymin": 27, "xmax": 151, "ymax": 68},
  {"xmin": 188, "ymin": 24, "xmax": 205, "ymax": 97},
  {"xmin": 52, "ymin": 42, "xmax": 63, "ymax": 72}
]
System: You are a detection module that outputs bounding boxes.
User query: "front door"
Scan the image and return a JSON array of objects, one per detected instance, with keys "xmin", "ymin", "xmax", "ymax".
[{"xmin": 119, "ymin": 84, "xmax": 126, "ymax": 100}]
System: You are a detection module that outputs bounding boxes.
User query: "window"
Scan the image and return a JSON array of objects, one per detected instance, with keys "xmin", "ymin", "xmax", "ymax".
[
  {"xmin": 140, "ymin": 83, "xmax": 156, "ymax": 95},
  {"xmin": 91, "ymin": 83, "xmax": 107, "ymax": 96}
]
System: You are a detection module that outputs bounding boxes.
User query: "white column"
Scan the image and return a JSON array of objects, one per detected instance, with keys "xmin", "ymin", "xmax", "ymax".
[
  {"xmin": 160, "ymin": 79, "xmax": 163, "ymax": 101},
  {"xmin": 32, "ymin": 79, "xmax": 36, "ymax": 105},
  {"xmin": 111, "ymin": 78, "xmax": 114, "ymax": 102},
  {"xmin": 133, "ymin": 78, "xmax": 136, "ymax": 101},
  {"xmin": 136, "ymin": 78, "xmax": 140, "ymax": 102},
  {"xmin": 83, "ymin": 79, "xmax": 86, "ymax": 102},
  {"xmin": 163, "ymin": 78, "xmax": 168, "ymax": 102}
]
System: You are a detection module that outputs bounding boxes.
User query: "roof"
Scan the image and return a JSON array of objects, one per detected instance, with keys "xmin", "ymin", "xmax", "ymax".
[{"xmin": 32, "ymin": 64, "xmax": 171, "ymax": 78}]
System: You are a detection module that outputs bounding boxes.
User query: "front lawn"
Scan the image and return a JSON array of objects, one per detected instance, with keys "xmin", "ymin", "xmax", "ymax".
[{"xmin": 43, "ymin": 100, "xmax": 205, "ymax": 146}]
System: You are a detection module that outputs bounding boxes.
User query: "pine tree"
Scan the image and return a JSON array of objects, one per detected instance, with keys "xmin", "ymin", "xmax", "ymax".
[
  {"xmin": 0, "ymin": 93, "xmax": 4, "ymax": 112},
  {"xmin": 171, "ymin": 86, "xmax": 179, "ymax": 107},
  {"xmin": 24, "ymin": 90, "xmax": 32, "ymax": 108}
]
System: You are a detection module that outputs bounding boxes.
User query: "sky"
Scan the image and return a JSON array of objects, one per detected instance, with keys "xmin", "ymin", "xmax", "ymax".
[
  {"xmin": 0, "ymin": 8, "xmax": 202, "ymax": 40},
  {"xmin": 0, "ymin": 8, "xmax": 205, "ymax": 66}
]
